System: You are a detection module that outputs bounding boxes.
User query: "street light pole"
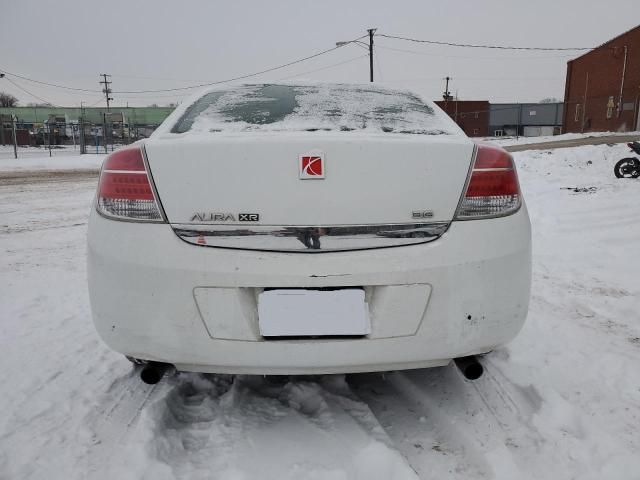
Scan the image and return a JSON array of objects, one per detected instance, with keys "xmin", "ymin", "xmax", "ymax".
[
  {"xmin": 368, "ymin": 28, "xmax": 376, "ymax": 82},
  {"xmin": 336, "ymin": 29, "xmax": 377, "ymax": 82}
]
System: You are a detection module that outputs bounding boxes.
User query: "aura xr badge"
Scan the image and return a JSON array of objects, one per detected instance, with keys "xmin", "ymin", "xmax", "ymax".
[
  {"xmin": 299, "ymin": 151, "xmax": 325, "ymax": 179},
  {"xmin": 190, "ymin": 212, "xmax": 260, "ymax": 223}
]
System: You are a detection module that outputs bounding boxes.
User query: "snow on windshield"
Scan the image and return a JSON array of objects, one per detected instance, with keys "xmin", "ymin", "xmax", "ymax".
[{"xmin": 172, "ymin": 84, "xmax": 457, "ymax": 135}]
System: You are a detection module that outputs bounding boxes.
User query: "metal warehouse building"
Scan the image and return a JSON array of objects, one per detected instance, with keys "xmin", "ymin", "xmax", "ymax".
[
  {"xmin": 0, "ymin": 106, "xmax": 175, "ymax": 146},
  {"xmin": 563, "ymin": 24, "xmax": 640, "ymax": 133},
  {"xmin": 0, "ymin": 106, "xmax": 174, "ymax": 126},
  {"xmin": 489, "ymin": 103, "xmax": 564, "ymax": 137}
]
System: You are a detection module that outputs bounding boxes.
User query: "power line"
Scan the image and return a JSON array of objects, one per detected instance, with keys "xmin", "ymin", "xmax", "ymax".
[
  {"xmin": 109, "ymin": 73, "xmax": 213, "ymax": 82},
  {"xmin": 377, "ymin": 33, "xmax": 593, "ymax": 51},
  {"xmin": 0, "ymin": 34, "xmax": 367, "ymax": 97},
  {"xmin": 277, "ymin": 54, "xmax": 368, "ymax": 80},
  {"xmin": 375, "ymin": 43, "xmax": 576, "ymax": 60},
  {"xmin": 4, "ymin": 77, "xmax": 57, "ymax": 106},
  {"xmin": 87, "ymin": 98, "xmax": 106, "ymax": 107},
  {"xmin": 113, "ymin": 34, "xmax": 369, "ymax": 94},
  {"xmin": 111, "ymin": 55, "xmax": 368, "ymax": 97},
  {"xmin": 0, "ymin": 68, "xmax": 101, "ymax": 93},
  {"xmin": 115, "ymin": 92, "xmax": 188, "ymax": 100}
]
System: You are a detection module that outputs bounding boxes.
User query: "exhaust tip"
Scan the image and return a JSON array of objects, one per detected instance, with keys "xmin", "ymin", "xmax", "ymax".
[
  {"xmin": 140, "ymin": 362, "xmax": 171, "ymax": 384},
  {"xmin": 454, "ymin": 356, "xmax": 484, "ymax": 380}
]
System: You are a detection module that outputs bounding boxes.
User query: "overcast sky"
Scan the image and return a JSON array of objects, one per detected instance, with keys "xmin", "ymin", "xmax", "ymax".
[{"xmin": 1, "ymin": 0, "xmax": 637, "ymax": 107}]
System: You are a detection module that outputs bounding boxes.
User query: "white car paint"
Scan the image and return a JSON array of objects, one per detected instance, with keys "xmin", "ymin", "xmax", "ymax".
[
  {"xmin": 87, "ymin": 83, "xmax": 531, "ymax": 374},
  {"xmin": 143, "ymin": 133, "xmax": 474, "ymax": 225},
  {"xmin": 87, "ymin": 204, "xmax": 531, "ymax": 374}
]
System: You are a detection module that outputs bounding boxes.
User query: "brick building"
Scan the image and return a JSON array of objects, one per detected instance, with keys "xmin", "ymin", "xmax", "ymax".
[
  {"xmin": 563, "ymin": 24, "xmax": 640, "ymax": 133},
  {"xmin": 434, "ymin": 100, "xmax": 489, "ymax": 137}
]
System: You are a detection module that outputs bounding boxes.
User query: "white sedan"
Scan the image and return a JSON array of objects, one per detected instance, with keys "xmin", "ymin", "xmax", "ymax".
[{"xmin": 87, "ymin": 83, "xmax": 531, "ymax": 383}]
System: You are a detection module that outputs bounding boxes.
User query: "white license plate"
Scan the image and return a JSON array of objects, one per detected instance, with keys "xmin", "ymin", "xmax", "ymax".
[{"xmin": 258, "ymin": 289, "xmax": 370, "ymax": 337}]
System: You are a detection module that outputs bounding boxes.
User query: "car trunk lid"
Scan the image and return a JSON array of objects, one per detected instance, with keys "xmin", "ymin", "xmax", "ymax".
[{"xmin": 144, "ymin": 134, "xmax": 474, "ymax": 251}]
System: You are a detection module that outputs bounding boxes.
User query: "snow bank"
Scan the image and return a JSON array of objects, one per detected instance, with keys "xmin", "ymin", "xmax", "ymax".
[{"xmin": 0, "ymin": 149, "xmax": 103, "ymax": 172}]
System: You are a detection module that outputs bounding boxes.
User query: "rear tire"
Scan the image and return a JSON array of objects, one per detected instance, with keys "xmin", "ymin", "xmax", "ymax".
[{"xmin": 614, "ymin": 158, "xmax": 640, "ymax": 178}]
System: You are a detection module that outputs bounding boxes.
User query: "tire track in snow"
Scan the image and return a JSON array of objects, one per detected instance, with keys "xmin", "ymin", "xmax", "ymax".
[
  {"xmin": 350, "ymin": 368, "xmax": 493, "ymax": 478},
  {"xmin": 349, "ymin": 362, "xmax": 545, "ymax": 479},
  {"xmin": 82, "ymin": 368, "xmax": 165, "ymax": 477}
]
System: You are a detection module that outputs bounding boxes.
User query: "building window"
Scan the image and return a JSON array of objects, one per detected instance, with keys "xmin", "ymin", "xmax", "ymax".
[
  {"xmin": 606, "ymin": 96, "xmax": 614, "ymax": 119},
  {"xmin": 460, "ymin": 113, "xmax": 466, "ymax": 119},
  {"xmin": 475, "ymin": 112, "xmax": 479, "ymax": 119},
  {"xmin": 473, "ymin": 128, "xmax": 479, "ymax": 135},
  {"xmin": 575, "ymin": 104, "xmax": 581, "ymax": 122}
]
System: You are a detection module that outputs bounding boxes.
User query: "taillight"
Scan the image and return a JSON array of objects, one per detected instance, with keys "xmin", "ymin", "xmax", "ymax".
[
  {"xmin": 455, "ymin": 144, "xmax": 521, "ymax": 220},
  {"xmin": 96, "ymin": 146, "xmax": 164, "ymax": 221}
]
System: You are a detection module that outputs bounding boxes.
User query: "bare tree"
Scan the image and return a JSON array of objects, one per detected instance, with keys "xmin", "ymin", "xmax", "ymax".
[{"xmin": 0, "ymin": 92, "xmax": 18, "ymax": 107}]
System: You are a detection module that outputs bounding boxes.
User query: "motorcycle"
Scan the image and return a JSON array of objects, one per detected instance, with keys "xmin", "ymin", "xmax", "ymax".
[{"xmin": 614, "ymin": 141, "xmax": 640, "ymax": 178}]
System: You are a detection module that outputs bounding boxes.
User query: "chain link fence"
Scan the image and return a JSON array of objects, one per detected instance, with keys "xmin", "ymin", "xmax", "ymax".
[{"xmin": 1, "ymin": 112, "xmax": 162, "ymax": 159}]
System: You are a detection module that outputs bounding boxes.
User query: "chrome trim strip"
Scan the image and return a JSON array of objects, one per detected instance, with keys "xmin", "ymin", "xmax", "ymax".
[{"xmin": 172, "ymin": 222, "xmax": 450, "ymax": 253}]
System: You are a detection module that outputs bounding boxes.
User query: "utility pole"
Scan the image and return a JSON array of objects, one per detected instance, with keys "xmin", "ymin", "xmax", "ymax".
[
  {"xmin": 11, "ymin": 114, "xmax": 17, "ymax": 159},
  {"xmin": 100, "ymin": 74, "xmax": 113, "ymax": 152},
  {"xmin": 443, "ymin": 76, "xmax": 453, "ymax": 115},
  {"xmin": 0, "ymin": 74, "xmax": 5, "ymax": 147},
  {"xmin": 99, "ymin": 74, "xmax": 113, "ymax": 111},
  {"xmin": 443, "ymin": 77, "xmax": 453, "ymax": 101},
  {"xmin": 79, "ymin": 102, "xmax": 86, "ymax": 155},
  {"xmin": 368, "ymin": 28, "xmax": 376, "ymax": 82}
]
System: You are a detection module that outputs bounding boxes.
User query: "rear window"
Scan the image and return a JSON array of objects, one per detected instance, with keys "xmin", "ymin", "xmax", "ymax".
[{"xmin": 171, "ymin": 84, "xmax": 455, "ymax": 135}]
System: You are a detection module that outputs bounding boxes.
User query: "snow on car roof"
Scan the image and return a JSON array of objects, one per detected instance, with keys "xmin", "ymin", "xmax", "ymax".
[{"xmin": 170, "ymin": 83, "xmax": 459, "ymax": 136}]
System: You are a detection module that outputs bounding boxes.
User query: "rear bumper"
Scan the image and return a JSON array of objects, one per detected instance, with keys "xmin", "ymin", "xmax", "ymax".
[{"xmin": 87, "ymin": 206, "xmax": 532, "ymax": 375}]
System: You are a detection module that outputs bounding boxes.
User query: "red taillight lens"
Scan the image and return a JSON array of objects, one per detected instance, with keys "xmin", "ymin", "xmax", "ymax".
[
  {"xmin": 100, "ymin": 147, "xmax": 147, "ymax": 171},
  {"xmin": 98, "ymin": 172, "xmax": 155, "ymax": 201},
  {"xmin": 96, "ymin": 146, "xmax": 164, "ymax": 221},
  {"xmin": 455, "ymin": 144, "xmax": 521, "ymax": 219},
  {"xmin": 464, "ymin": 170, "xmax": 519, "ymax": 198}
]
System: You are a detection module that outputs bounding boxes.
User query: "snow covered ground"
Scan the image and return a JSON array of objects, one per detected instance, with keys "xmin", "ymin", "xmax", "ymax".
[
  {"xmin": 1, "ymin": 143, "xmax": 640, "ymax": 479},
  {"xmin": 0, "ymin": 146, "xmax": 103, "ymax": 172}
]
